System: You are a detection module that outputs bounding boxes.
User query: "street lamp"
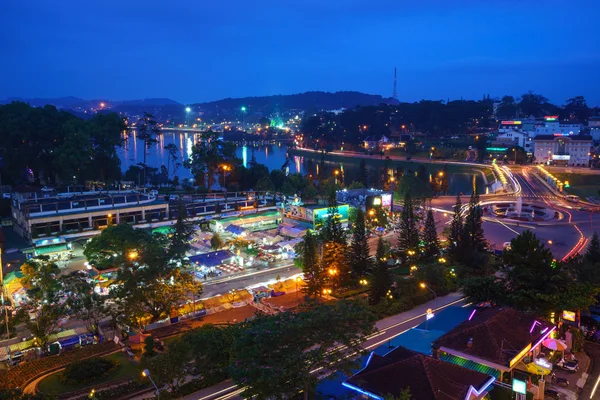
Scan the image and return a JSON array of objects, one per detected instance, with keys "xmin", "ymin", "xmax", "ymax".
[
  {"xmin": 295, "ymin": 276, "xmax": 302, "ymax": 303},
  {"xmin": 241, "ymin": 106, "xmax": 247, "ymax": 130},
  {"xmin": 322, "ymin": 288, "xmax": 332, "ymax": 296},
  {"xmin": 359, "ymin": 279, "xmax": 368, "ymax": 286},
  {"xmin": 88, "ymin": 389, "xmax": 96, "ymax": 399},
  {"xmin": 220, "ymin": 165, "xmax": 229, "ymax": 188},
  {"xmin": 128, "ymin": 251, "xmax": 138, "ymax": 260},
  {"xmin": 420, "ymin": 282, "xmax": 437, "ymax": 309},
  {"xmin": 438, "ymin": 257, "xmax": 446, "ymax": 264},
  {"xmin": 142, "ymin": 369, "xmax": 159, "ymax": 399}
]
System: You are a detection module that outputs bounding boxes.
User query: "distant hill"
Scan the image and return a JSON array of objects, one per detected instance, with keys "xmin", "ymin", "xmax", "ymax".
[
  {"xmin": 196, "ymin": 91, "xmax": 396, "ymax": 114},
  {"xmin": 1, "ymin": 92, "xmax": 395, "ymax": 120}
]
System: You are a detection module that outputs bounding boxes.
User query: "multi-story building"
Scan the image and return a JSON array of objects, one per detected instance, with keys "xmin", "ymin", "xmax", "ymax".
[
  {"xmin": 589, "ymin": 116, "xmax": 600, "ymax": 142},
  {"xmin": 533, "ymin": 134, "xmax": 592, "ymax": 166}
]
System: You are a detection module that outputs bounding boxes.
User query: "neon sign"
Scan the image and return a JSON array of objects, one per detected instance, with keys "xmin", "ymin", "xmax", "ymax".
[
  {"xmin": 562, "ymin": 310, "xmax": 576, "ymax": 322},
  {"xmin": 553, "ymin": 133, "xmax": 572, "ymax": 137},
  {"xmin": 545, "ymin": 116, "xmax": 558, "ymax": 121},
  {"xmin": 487, "ymin": 147, "xmax": 507, "ymax": 152},
  {"xmin": 501, "ymin": 121, "xmax": 522, "ymax": 125}
]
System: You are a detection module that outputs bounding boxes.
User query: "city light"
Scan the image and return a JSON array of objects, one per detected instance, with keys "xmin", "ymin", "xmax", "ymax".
[
  {"xmin": 185, "ymin": 107, "xmax": 191, "ymax": 112},
  {"xmin": 241, "ymin": 106, "xmax": 247, "ymax": 112}
]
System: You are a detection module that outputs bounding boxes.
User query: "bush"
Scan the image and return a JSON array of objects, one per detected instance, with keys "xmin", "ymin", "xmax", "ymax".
[
  {"xmin": 71, "ymin": 380, "xmax": 147, "ymax": 400},
  {"xmin": 61, "ymin": 357, "xmax": 118, "ymax": 385}
]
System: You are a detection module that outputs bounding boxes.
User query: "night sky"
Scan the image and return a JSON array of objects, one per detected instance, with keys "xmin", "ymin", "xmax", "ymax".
[{"xmin": 2, "ymin": 0, "xmax": 600, "ymax": 105}]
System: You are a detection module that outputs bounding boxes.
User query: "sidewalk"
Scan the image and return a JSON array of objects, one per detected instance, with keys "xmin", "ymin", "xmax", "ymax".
[
  {"xmin": 582, "ymin": 341, "xmax": 600, "ymax": 398},
  {"xmin": 375, "ymin": 292, "xmax": 463, "ymax": 331}
]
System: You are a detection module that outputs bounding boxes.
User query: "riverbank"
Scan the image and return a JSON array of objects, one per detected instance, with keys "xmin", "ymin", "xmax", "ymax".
[{"xmin": 289, "ymin": 147, "xmax": 496, "ymax": 187}]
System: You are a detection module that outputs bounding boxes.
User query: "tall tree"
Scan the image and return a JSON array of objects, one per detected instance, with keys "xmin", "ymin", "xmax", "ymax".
[
  {"xmin": 369, "ymin": 238, "xmax": 392, "ymax": 305},
  {"xmin": 164, "ymin": 143, "xmax": 180, "ymax": 181},
  {"xmin": 348, "ymin": 208, "xmax": 372, "ymax": 278},
  {"xmin": 447, "ymin": 194, "xmax": 463, "ymax": 259},
  {"xmin": 168, "ymin": 202, "xmax": 195, "ymax": 265},
  {"xmin": 210, "ymin": 232, "xmax": 224, "ymax": 250},
  {"xmin": 295, "ymin": 231, "xmax": 326, "ymax": 298},
  {"xmin": 398, "ymin": 192, "xmax": 419, "ymax": 257},
  {"xmin": 585, "ymin": 232, "xmax": 600, "ymax": 264},
  {"xmin": 135, "ymin": 112, "xmax": 161, "ymax": 186},
  {"xmin": 357, "ymin": 159, "xmax": 368, "ymax": 187},
  {"xmin": 422, "ymin": 210, "xmax": 440, "ymax": 260},
  {"xmin": 461, "ymin": 189, "xmax": 486, "ymax": 253}
]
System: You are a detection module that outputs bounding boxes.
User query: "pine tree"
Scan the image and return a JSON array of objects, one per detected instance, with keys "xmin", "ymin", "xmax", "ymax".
[
  {"xmin": 422, "ymin": 210, "xmax": 440, "ymax": 260},
  {"xmin": 296, "ymin": 231, "xmax": 326, "ymax": 298},
  {"xmin": 210, "ymin": 232, "xmax": 224, "ymax": 250},
  {"xmin": 348, "ymin": 208, "xmax": 372, "ymax": 278},
  {"xmin": 398, "ymin": 192, "xmax": 419, "ymax": 256},
  {"xmin": 369, "ymin": 238, "xmax": 392, "ymax": 305},
  {"xmin": 585, "ymin": 232, "xmax": 600, "ymax": 264},
  {"xmin": 448, "ymin": 194, "xmax": 463, "ymax": 258},
  {"xmin": 168, "ymin": 202, "xmax": 195, "ymax": 265},
  {"xmin": 357, "ymin": 159, "xmax": 368, "ymax": 187},
  {"xmin": 462, "ymin": 189, "xmax": 486, "ymax": 252}
]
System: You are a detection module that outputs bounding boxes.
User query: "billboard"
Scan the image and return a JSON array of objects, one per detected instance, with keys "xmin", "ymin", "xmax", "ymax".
[
  {"xmin": 312, "ymin": 205, "xmax": 349, "ymax": 227},
  {"xmin": 381, "ymin": 193, "xmax": 392, "ymax": 208},
  {"xmin": 552, "ymin": 155, "xmax": 570, "ymax": 160}
]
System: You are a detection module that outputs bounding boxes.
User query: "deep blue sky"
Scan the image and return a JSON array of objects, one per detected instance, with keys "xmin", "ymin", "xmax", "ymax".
[{"xmin": 2, "ymin": 0, "xmax": 600, "ymax": 105}]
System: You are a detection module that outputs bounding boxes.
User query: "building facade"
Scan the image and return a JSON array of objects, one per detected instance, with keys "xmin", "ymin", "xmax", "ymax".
[{"xmin": 533, "ymin": 135, "xmax": 592, "ymax": 166}]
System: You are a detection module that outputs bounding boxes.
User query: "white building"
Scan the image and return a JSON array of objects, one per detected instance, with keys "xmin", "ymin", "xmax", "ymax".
[
  {"xmin": 495, "ymin": 130, "xmax": 533, "ymax": 153},
  {"xmin": 589, "ymin": 116, "xmax": 600, "ymax": 142},
  {"xmin": 533, "ymin": 134, "xmax": 592, "ymax": 167}
]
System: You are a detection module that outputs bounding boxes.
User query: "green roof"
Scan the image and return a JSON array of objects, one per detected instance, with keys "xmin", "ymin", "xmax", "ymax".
[
  {"xmin": 440, "ymin": 353, "xmax": 501, "ymax": 378},
  {"xmin": 35, "ymin": 243, "xmax": 69, "ymax": 255}
]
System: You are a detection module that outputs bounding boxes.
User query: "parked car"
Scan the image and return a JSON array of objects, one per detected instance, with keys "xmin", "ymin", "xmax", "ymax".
[
  {"xmin": 149, "ymin": 190, "xmax": 159, "ymax": 197},
  {"xmin": 41, "ymin": 186, "xmax": 54, "ymax": 192}
]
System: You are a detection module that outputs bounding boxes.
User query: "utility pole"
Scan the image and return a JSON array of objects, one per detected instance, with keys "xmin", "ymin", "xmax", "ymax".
[{"xmin": 0, "ymin": 249, "xmax": 10, "ymax": 339}]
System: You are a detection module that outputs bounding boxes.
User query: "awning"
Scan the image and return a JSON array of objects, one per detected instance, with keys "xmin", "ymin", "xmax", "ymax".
[
  {"xmin": 225, "ymin": 224, "xmax": 247, "ymax": 235},
  {"xmin": 35, "ymin": 243, "xmax": 70, "ymax": 255}
]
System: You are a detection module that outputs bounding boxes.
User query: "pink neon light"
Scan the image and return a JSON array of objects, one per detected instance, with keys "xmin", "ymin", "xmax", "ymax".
[
  {"xmin": 468, "ymin": 310, "xmax": 477, "ymax": 321},
  {"xmin": 532, "ymin": 326, "xmax": 556, "ymax": 351},
  {"xmin": 530, "ymin": 320, "xmax": 541, "ymax": 334},
  {"xmin": 465, "ymin": 376, "xmax": 496, "ymax": 399},
  {"xmin": 541, "ymin": 327, "xmax": 548, "ymax": 334}
]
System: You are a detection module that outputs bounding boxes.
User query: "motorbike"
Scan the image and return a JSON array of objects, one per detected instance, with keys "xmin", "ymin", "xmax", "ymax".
[
  {"xmin": 544, "ymin": 389, "xmax": 560, "ymax": 399},
  {"xmin": 556, "ymin": 358, "xmax": 579, "ymax": 372},
  {"xmin": 550, "ymin": 372, "xmax": 569, "ymax": 387}
]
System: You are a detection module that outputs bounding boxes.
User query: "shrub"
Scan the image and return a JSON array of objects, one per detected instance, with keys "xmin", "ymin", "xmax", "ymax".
[{"xmin": 61, "ymin": 357, "xmax": 118, "ymax": 385}]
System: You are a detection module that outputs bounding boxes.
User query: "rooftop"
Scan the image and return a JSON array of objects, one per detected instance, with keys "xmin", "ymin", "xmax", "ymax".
[
  {"xmin": 433, "ymin": 307, "xmax": 554, "ymax": 368},
  {"xmin": 534, "ymin": 134, "xmax": 592, "ymax": 141},
  {"xmin": 344, "ymin": 346, "xmax": 494, "ymax": 400}
]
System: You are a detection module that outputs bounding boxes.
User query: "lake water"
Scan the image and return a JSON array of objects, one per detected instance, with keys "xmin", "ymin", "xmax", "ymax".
[{"xmin": 118, "ymin": 131, "xmax": 484, "ymax": 194}]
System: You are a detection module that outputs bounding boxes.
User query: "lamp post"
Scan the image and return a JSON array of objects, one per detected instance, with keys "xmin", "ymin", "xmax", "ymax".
[
  {"xmin": 185, "ymin": 107, "xmax": 191, "ymax": 127},
  {"xmin": 241, "ymin": 106, "xmax": 247, "ymax": 131},
  {"xmin": 88, "ymin": 389, "xmax": 96, "ymax": 399},
  {"xmin": 420, "ymin": 282, "xmax": 437, "ymax": 309},
  {"xmin": 142, "ymin": 369, "xmax": 159, "ymax": 399},
  {"xmin": 221, "ymin": 165, "xmax": 229, "ymax": 189},
  {"xmin": 295, "ymin": 276, "xmax": 302, "ymax": 303},
  {"xmin": 512, "ymin": 148, "xmax": 517, "ymax": 164},
  {"xmin": 0, "ymin": 249, "xmax": 9, "ymax": 339}
]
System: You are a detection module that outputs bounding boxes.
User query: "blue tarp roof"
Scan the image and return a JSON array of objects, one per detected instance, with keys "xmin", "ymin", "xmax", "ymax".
[
  {"xmin": 225, "ymin": 224, "xmax": 247, "ymax": 235},
  {"xmin": 189, "ymin": 250, "xmax": 235, "ymax": 267}
]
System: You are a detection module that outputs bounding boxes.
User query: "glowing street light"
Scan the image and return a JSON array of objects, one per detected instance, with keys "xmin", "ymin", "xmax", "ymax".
[
  {"xmin": 129, "ymin": 251, "xmax": 138, "ymax": 260},
  {"xmin": 322, "ymin": 288, "xmax": 332, "ymax": 295},
  {"xmin": 185, "ymin": 107, "xmax": 191, "ymax": 113},
  {"xmin": 359, "ymin": 279, "xmax": 368, "ymax": 286},
  {"xmin": 420, "ymin": 282, "xmax": 437, "ymax": 309},
  {"xmin": 438, "ymin": 257, "xmax": 446, "ymax": 264},
  {"xmin": 142, "ymin": 369, "xmax": 160, "ymax": 398}
]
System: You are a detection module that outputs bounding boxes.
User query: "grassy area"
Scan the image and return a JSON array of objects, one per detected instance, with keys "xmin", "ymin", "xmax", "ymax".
[
  {"xmin": 552, "ymin": 172, "xmax": 600, "ymax": 199},
  {"xmin": 38, "ymin": 352, "xmax": 141, "ymax": 395}
]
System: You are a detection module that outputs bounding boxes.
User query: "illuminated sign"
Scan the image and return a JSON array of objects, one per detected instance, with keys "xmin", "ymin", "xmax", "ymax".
[
  {"xmin": 512, "ymin": 379, "xmax": 527, "ymax": 395},
  {"xmin": 501, "ymin": 121, "xmax": 522, "ymax": 125},
  {"xmin": 426, "ymin": 308, "xmax": 434, "ymax": 320},
  {"xmin": 545, "ymin": 116, "xmax": 559, "ymax": 121},
  {"xmin": 381, "ymin": 193, "xmax": 392, "ymax": 208},
  {"xmin": 373, "ymin": 197, "xmax": 381, "ymax": 206},
  {"xmin": 552, "ymin": 155, "xmax": 570, "ymax": 161},
  {"xmin": 509, "ymin": 343, "xmax": 532, "ymax": 368},
  {"xmin": 562, "ymin": 310, "xmax": 576, "ymax": 322},
  {"xmin": 535, "ymin": 358, "xmax": 552, "ymax": 369},
  {"xmin": 312, "ymin": 205, "xmax": 349, "ymax": 226},
  {"xmin": 486, "ymin": 147, "xmax": 507, "ymax": 152},
  {"xmin": 553, "ymin": 133, "xmax": 572, "ymax": 137}
]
